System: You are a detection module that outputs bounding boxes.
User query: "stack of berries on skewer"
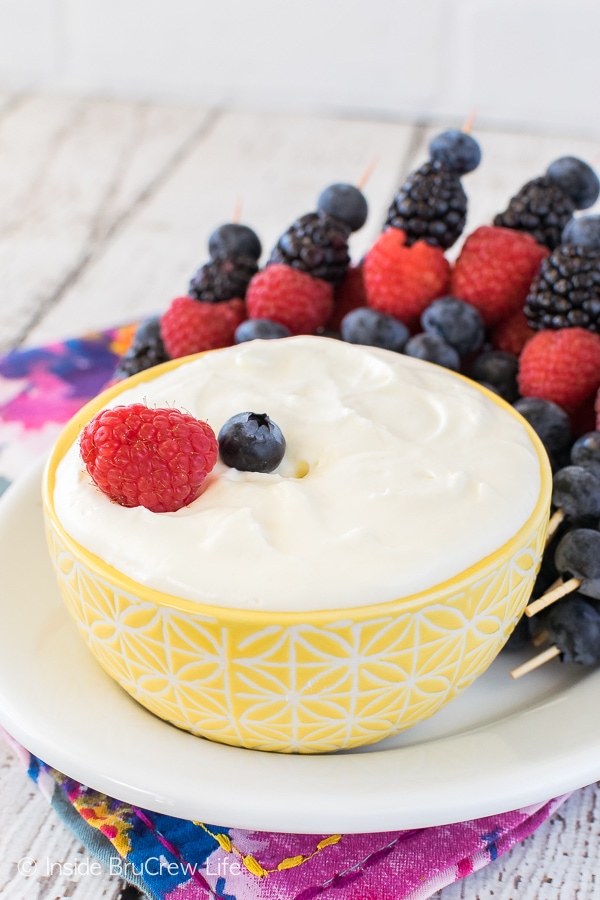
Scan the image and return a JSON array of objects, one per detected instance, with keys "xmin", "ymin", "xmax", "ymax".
[{"xmin": 111, "ymin": 126, "xmax": 600, "ymax": 678}]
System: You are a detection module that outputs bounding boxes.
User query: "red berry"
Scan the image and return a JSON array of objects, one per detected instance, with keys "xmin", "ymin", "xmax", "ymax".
[
  {"xmin": 450, "ymin": 226, "xmax": 548, "ymax": 327},
  {"xmin": 518, "ymin": 328, "xmax": 600, "ymax": 414},
  {"xmin": 491, "ymin": 309, "xmax": 536, "ymax": 356},
  {"xmin": 363, "ymin": 229, "xmax": 450, "ymax": 329},
  {"xmin": 245, "ymin": 264, "xmax": 333, "ymax": 335},
  {"xmin": 160, "ymin": 296, "xmax": 245, "ymax": 359},
  {"xmin": 80, "ymin": 403, "xmax": 218, "ymax": 513},
  {"xmin": 328, "ymin": 264, "xmax": 367, "ymax": 331}
]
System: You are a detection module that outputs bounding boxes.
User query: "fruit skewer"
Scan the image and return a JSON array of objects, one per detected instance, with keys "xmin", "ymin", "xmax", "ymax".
[
  {"xmin": 511, "ymin": 595, "xmax": 600, "ymax": 678},
  {"xmin": 526, "ymin": 528, "xmax": 600, "ymax": 617}
]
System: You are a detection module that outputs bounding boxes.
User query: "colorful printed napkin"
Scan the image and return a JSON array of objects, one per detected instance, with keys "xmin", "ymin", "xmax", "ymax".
[{"xmin": 0, "ymin": 327, "xmax": 570, "ymax": 900}]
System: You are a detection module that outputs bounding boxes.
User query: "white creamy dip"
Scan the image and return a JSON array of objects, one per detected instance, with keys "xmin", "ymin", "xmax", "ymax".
[{"xmin": 54, "ymin": 336, "xmax": 541, "ymax": 611}]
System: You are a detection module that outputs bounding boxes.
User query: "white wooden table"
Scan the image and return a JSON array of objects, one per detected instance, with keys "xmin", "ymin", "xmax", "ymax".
[{"xmin": 0, "ymin": 92, "xmax": 598, "ymax": 899}]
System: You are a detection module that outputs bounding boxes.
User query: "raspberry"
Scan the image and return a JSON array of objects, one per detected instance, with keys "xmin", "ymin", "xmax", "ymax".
[
  {"xmin": 328, "ymin": 264, "xmax": 367, "ymax": 331},
  {"xmin": 363, "ymin": 229, "xmax": 450, "ymax": 329},
  {"xmin": 518, "ymin": 328, "xmax": 600, "ymax": 413},
  {"xmin": 160, "ymin": 296, "xmax": 245, "ymax": 359},
  {"xmin": 491, "ymin": 309, "xmax": 535, "ymax": 356},
  {"xmin": 450, "ymin": 226, "xmax": 548, "ymax": 327},
  {"xmin": 245, "ymin": 264, "xmax": 334, "ymax": 335},
  {"xmin": 80, "ymin": 404, "xmax": 218, "ymax": 513}
]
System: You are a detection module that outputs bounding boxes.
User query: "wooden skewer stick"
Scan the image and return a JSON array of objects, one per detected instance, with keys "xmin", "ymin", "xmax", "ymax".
[
  {"xmin": 231, "ymin": 196, "xmax": 243, "ymax": 224},
  {"xmin": 510, "ymin": 645, "xmax": 561, "ymax": 679},
  {"xmin": 461, "ymin": 108, "xmax": 478, "ymax": 134},
  {"xmin": 544, "ymin": 508, "xmax": 564, "ymax": 547},
  {"xmin": 356, "ymin": 157, "xmax": 378, "ymax": 189},
  {"xmin": 525, "ymin": 576, "xmax": 582, "ymax": 618}
]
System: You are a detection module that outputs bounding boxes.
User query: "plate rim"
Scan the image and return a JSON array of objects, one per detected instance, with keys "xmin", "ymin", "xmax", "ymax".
[{"xmin": 0, "ymin": 459, "xmax": 599, "ymax": 834}]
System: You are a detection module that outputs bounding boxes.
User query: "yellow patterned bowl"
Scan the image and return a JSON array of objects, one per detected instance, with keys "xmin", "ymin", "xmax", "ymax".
[{"xmin": 42, "ymin": 356, "xmax": 552, "ymax": 754}]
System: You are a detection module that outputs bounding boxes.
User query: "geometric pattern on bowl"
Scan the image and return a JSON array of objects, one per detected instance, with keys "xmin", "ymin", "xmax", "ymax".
[{"xmin": 45, "ymin": 515, "xmax": 546, "ymax": 753}]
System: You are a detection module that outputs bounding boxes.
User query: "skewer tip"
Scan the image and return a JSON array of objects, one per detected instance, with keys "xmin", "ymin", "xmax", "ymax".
[{"xmin": 510, "ymin": 645, "xmax": 561, "ymax": 679}]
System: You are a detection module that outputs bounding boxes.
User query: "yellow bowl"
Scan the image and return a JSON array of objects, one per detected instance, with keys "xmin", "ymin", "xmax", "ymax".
[{"xmin": 42, "ymin": 355, "xmax": 552, "ymax": 754}]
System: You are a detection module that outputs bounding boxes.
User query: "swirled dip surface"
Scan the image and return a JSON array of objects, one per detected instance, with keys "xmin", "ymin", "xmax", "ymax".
[{"xmin": 54, "ymin": 336, "xmax": 541, "ymax": 611}]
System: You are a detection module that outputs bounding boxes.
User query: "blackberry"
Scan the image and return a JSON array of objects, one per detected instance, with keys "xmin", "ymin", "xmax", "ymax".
[
  {"xmin": 113, "ymin": 316, "xmax": 170, "ymax": 380},
  {"xmin": 188, "ymin": 256, "xmax": 258, "ymax": 303},
  {"xmin": 268, "ymin": 212, "xmax": 351, "ymax": 284},
  {"xmin": 385, "ymin": 160, "xmax": 467, "ymax": 250},
  {"xmin": 493, "ymin": 176, "xmax": 574, "ymax": 250},
  {"xmin": 524, "ymin": 244, "xmax": 600, "ymax": 332}
]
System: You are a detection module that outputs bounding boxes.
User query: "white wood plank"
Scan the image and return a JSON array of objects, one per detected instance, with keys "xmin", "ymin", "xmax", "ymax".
[
  {"xmin": 0, "ymin": 737, "xmax": 125, "ymax": 899},
  {"xmin": 24, "ymin": 110, "xmax": 417, "ymax": 345},
  {"xmin": 0, "ymin": 95, "xmax": 212, "ymax": 352},
  {"xmin": 431, "ymin": 784, "xmax": 600, "ymax": 900}
]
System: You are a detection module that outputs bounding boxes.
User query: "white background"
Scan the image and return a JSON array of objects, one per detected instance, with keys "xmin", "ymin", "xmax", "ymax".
[{"xmin": 0, "ymin": 0, "xmax": 599, "ymax": 136}]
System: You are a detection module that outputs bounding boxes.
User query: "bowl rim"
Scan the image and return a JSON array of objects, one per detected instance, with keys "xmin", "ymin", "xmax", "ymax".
[{"xmin": 42, "ymin": 342, "xmax": 553, "ymax": 625}]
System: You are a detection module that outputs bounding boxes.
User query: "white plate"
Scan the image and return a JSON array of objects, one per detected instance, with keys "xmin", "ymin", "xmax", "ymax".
[{"xmin": 0, "ymin": 459, "xmax": 599, "ymax": 834}]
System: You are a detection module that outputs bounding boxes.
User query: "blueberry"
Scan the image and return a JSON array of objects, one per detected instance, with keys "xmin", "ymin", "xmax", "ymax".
[
  {"xmin": 208, "ymin": 223, "xmax": 262, "ymax": 261},
  {"xmin": 340, "ymin": 307, "xmax": 409, "ymax": 352},
  {"xmin": 552, "ymin": 465, "xmax": 600, "ymax": 520},
  {"xmin": 513, "ymin": 397, "xmax": 572, "ymax": 457},
  {"xmin": 469, "ymin": 351, "xmax": 519, "ymax": 403},
  {"xmin": 544, "ymin": 595, "xmax": 600, "ymax": 665},
  {"xmin": 555, "ymin": 529, "xmax": 600, "ymax": 598},
  {"xmin": 317, "ymin": 183, "xmax": 368, "ymax": 232},
  {"xmin": 561, "ymin": 215, "xmax": 600, "ymax": 250},
  {"xmin": 546, "ymin": 157, "xmax": 600, "ymax": 210},
  {"xmin": 234, "ymin": 319, "xmax": 291, "ymax": 343},
  {"xmin": 420, "ymin": 296, "xmax": 484, "ymax": 356},
  {"xmin": 218, "ymin": 412, "xmax": 286, "ymax": 473},
  {"xmin": 403, "ymin": 333, "xmax": 460, "ymax": 370},
  {"xmin": 428, "ymin": 129, "xmax": 482, "ymax": 175},
  {"xmin": 571, "ymin": 431, "xmax": 600, "ymax": 469}
]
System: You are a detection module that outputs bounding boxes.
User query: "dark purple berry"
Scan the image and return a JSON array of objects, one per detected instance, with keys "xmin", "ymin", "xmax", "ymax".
[
  {"xmin": 554, "ymin": 528, "xmax": 600, "ymax": 599},
  {"xmin": 428, "ymin": 129, "xmax": 481, "ymax": 175},
  {"xmin": 340, "ymin": 307, "xmax": 409, "ymax": 352},
  {"xmin": 404, "ymin": 333, "xmax": 460, "ymax": 370},
  {"xmin": 218, "ymin": 412, "xmax": 286, "ymax": 473},
  {"xmin": 546, "ymin": 157, "xmax": 600, "ymax": 210},
  {"xmin": 317, "ymin": 183, "xmax": 368, "ymax": 232},
  {"xmin": 513, "ymin": 397, "xmax": 572, "ymax": 458},
  {"xmin": 208, "ymin": 223, "xmax": 262, "ymax": 261},
  {"xmin": 552, "ymin": 466, "xmax": 600, "ymax": 520},
  {"xmin": 561, "ymin": 215, "xmax": 600, "ymax": 250},
  {"xmin": 234, "ymin": 319, "xmax": 291, "ymax": 343},
  {"xmin": 502, "ymin": 615, "xmax": 534, "ymax": 652},
  {"xmin": 544, "ymin": 595, "xmax": 600, "ymax": 665},
  {"xmin": 469, "ymin": 351, "xmax": 519, "ymax": 403},
  {"xmin": 420, "ymin": 296, "xmax": 484, "ymax": 356},
  {"xmin": 113, "ymin": 316, "xmax": 170, "ymax": 380},
  {"xmin": 571, "ymin": 432, "xmax": 600, "ymax": 471}
]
